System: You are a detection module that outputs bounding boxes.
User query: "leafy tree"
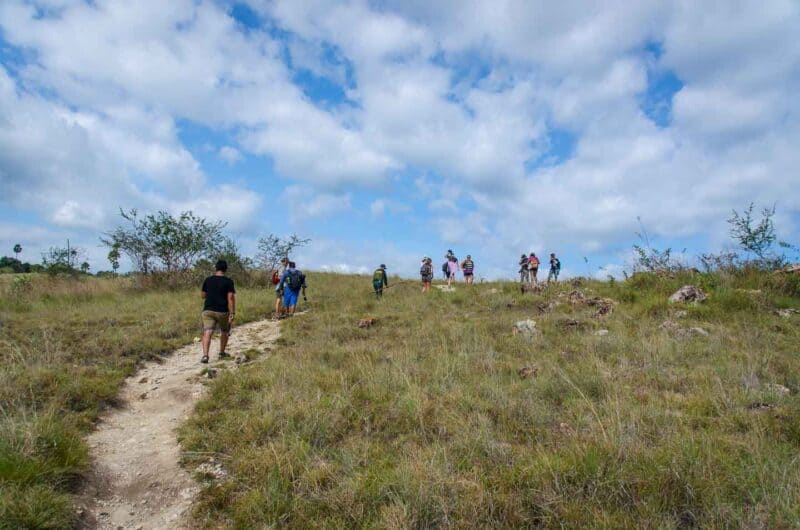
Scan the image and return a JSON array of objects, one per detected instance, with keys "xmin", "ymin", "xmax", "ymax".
[
  {"xmin": 728, "ymin": 203, "xmax": 777, "ymax": 260},
  {"xmin": 216, "ymin": 236, "xmax": 253, "ymax": 271},
  {"xmin": 726, "ymin": 203, "xmax": 794, "ymax": 269},
  {"xmin": 42, "ymin": 244, "xmax": 82, "ymax": 275},
  {"xmin": 13, "ymin": 243, "xmax": 21, "ymax": 259},
  {"xmin": 101, "ymin": 209, "xmax": 227, "ymax": 273},
  {"xmin": 107, "ymin": 242, "xmax": 121, "ymax": 274},
  {"xmin": 80, "ymin": 261, "xmax": 91, "ymax": 274},
  {"xmin": 0, "ymin": 256, "xmax": 29, "ymax": 273},
  {"xmin": 255, "ymin": 234, "xmax": 310, "ymax": 271}
]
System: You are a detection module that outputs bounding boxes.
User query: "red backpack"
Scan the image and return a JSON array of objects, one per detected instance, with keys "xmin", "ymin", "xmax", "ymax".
[{"xmin": 271, "ymin": 271, "xmax": 280, "ymax": 285}]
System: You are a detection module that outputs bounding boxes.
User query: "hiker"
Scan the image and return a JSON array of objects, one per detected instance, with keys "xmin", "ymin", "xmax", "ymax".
[
  {"xmin": 528, "ymin": 253, "xmax": 540, "ymax": 284},
  {"xmin": 461, "ymin": 254, "xmax": 475, "ymax": 284},
  {"xmin": 420, "ymin": 257, "xmax": 433, "ymax": 293},
  {"xmin": 200, "ymin": 259, "xmax": 236, "ymax": 364},
  {"xmin": 277, "ymin": 261, "xmax": 306, "ymax": 317},
  {"xmin": 443, "ymin": 249, "xmax": 457, "ymax": 280},
  {"xmin": 548, "ymin": 253, "xmax": 561, "ymax": 283},
  {"xmin": 519, "ymin": 254, "xmax": 530, "ymax": 284},
  {"xmin": 446, "ymin": 256, "xmax": 459, "ymax": 286},
  {"xmin": 273, "ymin": 257, "xmax": 289, "ymax": 317},
  {"xmin": 373, "ymin": 264, "xmax": 388, "ymax": 298}
]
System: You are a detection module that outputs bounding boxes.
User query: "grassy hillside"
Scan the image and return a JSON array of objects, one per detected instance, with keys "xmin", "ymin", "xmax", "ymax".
[
  {"xmin": 180, "ymin": 271, "xmax": 800, "ymax": 528},
  {"xmin": 0, "ymin": 275, "xmax": 273, "ymax": 529},
  {"xmin": 1, "ymin": 270, "xmax": 799, "ymax": 528}
]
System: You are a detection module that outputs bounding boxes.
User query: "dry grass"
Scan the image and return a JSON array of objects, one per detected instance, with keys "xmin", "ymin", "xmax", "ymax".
[
  {"xmin": 1, "ymin": 270, "xmax": 799, "ymax": 528},
  {"xmin": 180, "ymin": 271, "xmax": 800, "ymax": 528},
  {"xmin": 0, "ymin": 274, "xmax": 274, "ymax": 529}
]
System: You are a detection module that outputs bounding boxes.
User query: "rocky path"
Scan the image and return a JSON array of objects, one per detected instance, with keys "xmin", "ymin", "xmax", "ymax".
[{"xmin": 81, "ymin": 318, "xmax": 280, "ymax": 530}]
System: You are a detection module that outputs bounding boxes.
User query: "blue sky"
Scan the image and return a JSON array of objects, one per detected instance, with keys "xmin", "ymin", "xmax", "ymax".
[{"xmin": 1, "ymin": 1, "xmax": 799, "ymax": 278}]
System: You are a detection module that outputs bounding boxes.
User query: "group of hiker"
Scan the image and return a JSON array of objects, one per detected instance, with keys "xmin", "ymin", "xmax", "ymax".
[
  {"xmin": 199, "ymin": 257, "xmax": 306, "ymax": 363},
  {"xmin": 200, "ymin": 251, "xmax": 562, "ymax": 361},
  {"xmin": 519, "ymin": 252, "xmax": 561, "ymax": 285},
  {"xmin": 414, "ymin": 250, "xmax": 476, "ymax": 294},
  {"xmin": 409, "ymin": 250, "xmax": 559, "ymax": 295}
]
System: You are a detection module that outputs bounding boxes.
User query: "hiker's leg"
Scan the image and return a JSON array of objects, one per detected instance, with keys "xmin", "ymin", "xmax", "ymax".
[
  {"xmin": 201, "ymin": 329, "xmax": 213, "ymax": 357},
  {"xmin": 219, "ymin": 331, "xmax": 229, "ymax": 353}
]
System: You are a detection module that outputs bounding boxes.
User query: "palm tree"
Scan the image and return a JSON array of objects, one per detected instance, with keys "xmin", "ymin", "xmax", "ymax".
[{"xmin": 13, "ymin": 243, "xmax": 22, "ymax": 259}]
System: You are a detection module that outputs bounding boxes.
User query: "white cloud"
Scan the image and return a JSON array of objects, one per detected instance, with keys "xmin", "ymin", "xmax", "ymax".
[
  {"xmin": 283, "ymin": 186, "xmax": 351, "ymax": 219},
  {"xmin": 218, "ymin": 145, "xmax": 243, "ymax": 164},
  {"xmin": 370, "ymin": 199, "xmax": 386, "ymax": 217},
  {"xmin": 1, "ymin": 0, "xmax": 799, "ymax": 278}
]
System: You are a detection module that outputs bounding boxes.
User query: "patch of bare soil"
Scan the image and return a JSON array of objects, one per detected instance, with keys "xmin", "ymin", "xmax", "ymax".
[{"xmin": 79, "ymin": 318, "xmax": 280, "ymax": 529}]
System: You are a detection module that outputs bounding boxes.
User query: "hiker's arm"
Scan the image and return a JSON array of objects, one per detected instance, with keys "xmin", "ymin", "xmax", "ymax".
[
  {"xmin": 227, "ymin": 292, "xmax": 236, "ymax": 320},
  {"xmin": 201, "ymin": 291, "xmax": 207, "ymax": 299}
]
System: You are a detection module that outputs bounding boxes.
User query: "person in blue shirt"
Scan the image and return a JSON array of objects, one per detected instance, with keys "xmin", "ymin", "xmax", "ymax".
[{"xmin": 277, "ymin": 261, "xmax": 306, "ymax": 317}]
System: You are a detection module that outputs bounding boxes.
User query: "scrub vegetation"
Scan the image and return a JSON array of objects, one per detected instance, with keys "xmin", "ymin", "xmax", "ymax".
[
  {"xmin": 1, "ymin": 266, "xmax": 799, "ymax": 528},
  {"xmin": 180, "ymin": 269, "xmax": 800, "ymax": 528},
  {"xmin": 0, "ymin": 275, "xmax": 271, "ymax": 529}
]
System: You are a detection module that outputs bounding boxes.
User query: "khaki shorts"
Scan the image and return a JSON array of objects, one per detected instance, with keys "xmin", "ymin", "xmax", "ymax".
[{"xmin": 201, "ymin": 310, "xmax": 231, "ymax": 333}]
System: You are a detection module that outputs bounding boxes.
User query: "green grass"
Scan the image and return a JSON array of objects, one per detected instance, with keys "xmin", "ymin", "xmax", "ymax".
[
  {"xmin": 2, "ymin": 271, "xmax": 799, "ymax": 528},
  {"xmin": 0, "ymin": 274, "xmax": 274, "ymax": 529},
  {"xmin": 180, "ymin": 272, "xmax": 800, "ymax": 528}
]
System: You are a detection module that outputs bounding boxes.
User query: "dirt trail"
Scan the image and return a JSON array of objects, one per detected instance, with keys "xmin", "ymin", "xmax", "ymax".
[{"xmin": 81, "ymin": 318, "xmax": 280, "ymax": 530}]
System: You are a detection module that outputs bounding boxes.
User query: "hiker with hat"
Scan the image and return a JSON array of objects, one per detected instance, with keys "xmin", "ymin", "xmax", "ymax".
[
  {"xmin": 420, "ymin": 257, "xmax": 433, "ymax": 293},
  {"xmin": 272, "ymin": 257, "xmax": 289, "ymax": 318},
  {"xmin": 199, "ymin": 259, "xmax": 236, "ymax": 364},
  {"xmin": 519, "ymin": 254, "xmax": 530, "ymax": 284},
  {"xmin": 461, "ymin": 254, "xmax": 475, "ymax": 284},
  {"xmin": 548, "ymin": 253, "xmax": 561, "ymax": 284},
  {"xmin": 528, "ymin": 253, "xmax": 540, "ymax": 285},
  {"xmin": 373, "ymin": 264, "xmax": 388, "ymax": 298}
]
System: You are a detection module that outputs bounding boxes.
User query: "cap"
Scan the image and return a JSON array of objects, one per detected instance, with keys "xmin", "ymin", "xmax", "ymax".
[{"xmin": 380, "ymin": 264, "xmax": 386, "ymax": 269}]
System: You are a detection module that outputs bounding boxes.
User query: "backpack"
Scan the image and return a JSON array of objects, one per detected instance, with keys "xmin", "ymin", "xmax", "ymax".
[
  {"xmin": 287, "ymin": 269, "xmax": 303, "ymax": 290},
  {"xmin": 529, "ymin": 256, "xmax": 539, "ymax": 267},
  {"xmin": 442, "ymin": 262, "xmax": 449, "ymax": 275},
  {"xmin": 271, "ymin": 271, "xmax": 280, "ymax": 285},
  {"xmin": 552, "ymin": 258, "xmax": 561, "ymax": 270},
  {"xmin": 373, "ymin": 268, "xmax": 384, "ymax": 282},
  {"xmin": 463, "ymin": 259, "xmax": 474, "ymax": 273},
  {"xmin": 420, "ymin": 263, "xmax": 431, "ymax": 277}
]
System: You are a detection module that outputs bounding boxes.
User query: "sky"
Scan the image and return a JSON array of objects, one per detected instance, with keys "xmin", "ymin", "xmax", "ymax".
[{"xmin": 1, "ymin": 0, "xmax": 799, "ymax": 280}]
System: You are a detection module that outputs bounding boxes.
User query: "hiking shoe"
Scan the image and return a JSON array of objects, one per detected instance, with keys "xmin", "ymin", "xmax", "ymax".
[
  {"xmin": 218, "ymin": 351, "xmax": 231, "ymax": 359},
  {"xmin": 200, "ymin": 355, "xmax": 209, "ymax": 364}
]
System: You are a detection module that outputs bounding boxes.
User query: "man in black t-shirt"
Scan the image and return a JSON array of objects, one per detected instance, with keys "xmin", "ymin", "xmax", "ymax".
[{"xmin": 200, "ymin": 259, "xmax": 236, "ymax": 364}]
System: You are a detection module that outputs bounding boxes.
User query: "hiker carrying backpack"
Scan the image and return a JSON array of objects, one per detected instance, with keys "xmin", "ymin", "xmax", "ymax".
[
  {"xmin": 373, "ymin": 264, "xmax": 388, "ymax": 298},
  {"xmin": 278, "ymin": 261, "xmax": 306, "ymax": 316},
  {"xmin": 287, "ymin": 268, "xmax": 304, "ymax": 291}
]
